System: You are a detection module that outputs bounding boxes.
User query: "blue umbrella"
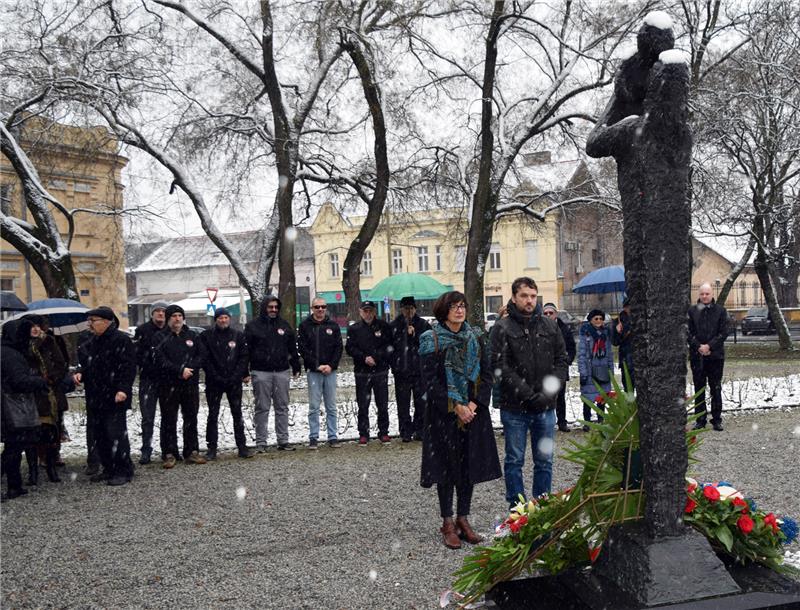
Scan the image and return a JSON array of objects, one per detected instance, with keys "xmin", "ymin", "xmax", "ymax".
[
  {"xmin": 9, "ymin": 298, "xmax": 90, "ymax": 335},
  {"xmin": 0, "ymin": 291, "xmax": 27, "ymax": 312},
  {"xmin": 572, "ymin": 265, "xmax": 626, "ymax": 294}
]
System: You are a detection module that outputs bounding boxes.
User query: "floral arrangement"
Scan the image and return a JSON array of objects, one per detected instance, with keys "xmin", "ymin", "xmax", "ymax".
[
  {"xmin": 683, "ymin": 478, "xmax": 798, "ymax": 572},
  {"xmin": 450, "ymin": 378, "xmax": 798, "ymax": 607}
]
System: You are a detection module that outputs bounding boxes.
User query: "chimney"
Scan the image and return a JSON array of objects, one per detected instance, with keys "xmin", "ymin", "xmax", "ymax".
[{"xmin": 523, "ymin": 151, "xmax": 552, "ymax": 166}]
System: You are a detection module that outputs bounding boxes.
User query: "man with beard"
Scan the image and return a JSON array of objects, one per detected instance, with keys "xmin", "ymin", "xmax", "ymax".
[
  {"xmin": 346, "ymin": 301, "xmax": 392, "ymax": 445},
  {"xmin": 200, "ymin": 307, "xmax": 250, "ymax": 459},
  {"xmin": 133, "ymin": 301, "xmax": 168, "ymax": 465},
  {"xmin": 154, "ymin": 304, "xmax": 207, "ymax": 468},
  {"xmin": 245, "ymin": 297, "xmax": 301, "ymax": 452},
  {"xmin": 74, "ymin": 307, "xmax": 137, "ymax": 485},
  {"xmin": 389, "ymin": 296, "xmax": 431, "ymax": 442}
]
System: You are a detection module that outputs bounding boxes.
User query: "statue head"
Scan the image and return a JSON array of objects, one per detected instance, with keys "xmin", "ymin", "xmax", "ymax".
[{"xmin": 637, "ymin": 11, "xmax": 675, "ymax": 62}]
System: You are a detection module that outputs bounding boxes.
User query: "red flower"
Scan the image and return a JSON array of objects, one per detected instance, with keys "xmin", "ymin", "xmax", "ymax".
[
  {"xmin": 508, "ymin": 515, "xmax": 527, "ymax": 534},
  {"xmin": 737, "ymin": 515, "xmax": 754, "ymax": 535},
  {"xmin": 588, "ymin": 547, "xmax": 601, "ymax": 563},
  {"xmin": 689, "ymin": 435, "xmax": 697, "ymax": 445},
  {"xmin": 685, "ymin": 498, "xmax": 697, "ymax": 514},
  {"xmin": 596, "ymin": 395, "xmax": 605, "ymax": 404},
  {"xmin": 687, "ymin": 481, "xmax": 698, "ymax": 493},
  {"xmin": 732, "ymin": 497, "xmax": 748, "ymax": 513},
  {"xmin": 763, "ymin": 513, "xmax": 779, "ymax": 533},
  {"xmin": 608, "ymin": 391, "xmax": 617, "ymax": 399},
  {"xmin": 703, "ymin": 486, "xmax": 720, "ymax": 502}
]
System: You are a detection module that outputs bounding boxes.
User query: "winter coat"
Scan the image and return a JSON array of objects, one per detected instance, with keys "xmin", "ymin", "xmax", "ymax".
[
  {"xmin": 419, "ymin": 328, "xmax": 501, "ymax": 488},
  {"xmin": 1, "ymin": 319, "xmax": 47, "ymax": 443},
  {"xmin": 490, "ymin": 303, "xmax": 569, "ymax": 413},
  {"xmin": 27, "ymin": 333, "xmax": 70, "ymax": 423},
  {"xmin": 687, "ymin": 300, "xmax": 729, "ymax": 361},
  {"xmin": 390, "ymin": 313, "xmax": 431, "ymax": 379},
  {"xmin": 557, "ymin": 317, "xmax": 577, "ymax": 373},
  {"xmin": 577, "ymin": 322, "xmax": 615, "ymax": 401},
  {"xmin": 346, "ymin": 318, "xmax": 392, "ymax": 374},
  {"xmin": 153, "ymin": 325, "xmax": 206, "ymax": 386},
  {"xmin": 612, "ymin": 310, "xmax": 634, "ymax": 374},
  {"xmin": 297, "ymin": 314, "xmax": 343, "ymax": 372},
  {"xmin": 134, "ymin": 320, "xmax": 167, "ymax": 379},
  {"xmin": 77, "ymin": 327, "xmax": 137, "ymax": 412},
  {"xmin": 200, "ymin": 325, "xmax": 249, "ymax": 387},
  {"xmin": 244, "ymin": 307, "xmax": 301, "ymax": 374}
]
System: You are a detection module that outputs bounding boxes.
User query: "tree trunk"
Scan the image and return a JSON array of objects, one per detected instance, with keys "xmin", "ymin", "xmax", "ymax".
[
  {"xmin": 753, "ymin": 243, "xmax": 794, "ymax": 350},
  {"xmin": 341, "ymin": 32, "xmax": 390, "ymax": 323},
  {"xmin": 464, "ymin": 0, "xmax": 505, "ymax": 327},
  {"xmin": 276, "ymin": 163, "xmax": 297, "ymax": 327},
  {"xmin": 716, "ymin": 234, "xmax": 756, "ymax": 308}
]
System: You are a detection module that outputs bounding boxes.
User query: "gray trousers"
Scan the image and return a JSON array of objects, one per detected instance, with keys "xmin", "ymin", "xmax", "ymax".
[{"xmin": 252, "ymin": 369, "xmax": 291, "ymax": 445}]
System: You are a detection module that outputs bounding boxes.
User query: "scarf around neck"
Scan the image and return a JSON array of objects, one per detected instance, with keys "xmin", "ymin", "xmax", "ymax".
[{"xmin": 419, "ymin": 321, "xmax": 481, "ymax": 405}]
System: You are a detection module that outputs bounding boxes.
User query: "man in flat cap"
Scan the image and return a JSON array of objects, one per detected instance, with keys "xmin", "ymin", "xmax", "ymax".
[
  {"xmin": 74, "ymin": 306, "xmax": 137, "ymax": 485},
  {"xmin": 133, "ymin": 300, "xmax": 168, "ymax": 464},
  {"xmin": 200, "ymin": 307, "xmax": 250, "ymax": 460},
  {"xmin": 154, "ymin": 304, "xmax": 207, "ymax": 468},
  {"xmin": 346, "ymin": 300, "xmax": 392, "ymax": 445},
  {"xmin": 389, "ymin": 296, "xmax": 431, "ymax": 442}
]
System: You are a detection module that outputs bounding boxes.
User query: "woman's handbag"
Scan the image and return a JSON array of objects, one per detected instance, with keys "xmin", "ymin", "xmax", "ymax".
[{"xmin": 1, "ymin": 392, "xmax": 41, "ymax": 430}]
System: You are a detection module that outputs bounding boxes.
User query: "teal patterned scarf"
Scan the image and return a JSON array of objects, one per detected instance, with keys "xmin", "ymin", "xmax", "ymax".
[{"xmin": 419, "ymin": 321, "xmax": 481, "ymax": 405}]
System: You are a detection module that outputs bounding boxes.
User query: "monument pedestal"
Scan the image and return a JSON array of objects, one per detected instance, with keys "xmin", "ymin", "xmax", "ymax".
[{"xmin": 487, "ymin": 524, "xmax": 800, "ymax": 609}]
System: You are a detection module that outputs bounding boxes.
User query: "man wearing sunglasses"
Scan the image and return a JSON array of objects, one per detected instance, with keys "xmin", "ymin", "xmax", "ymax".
[
  {"xmin": 298, "ymin": 297, "xmax": 344, "ymax": 449},
  {"xmin": 245, "ymin": 296, "xmax": 301, "ymax": 452}
]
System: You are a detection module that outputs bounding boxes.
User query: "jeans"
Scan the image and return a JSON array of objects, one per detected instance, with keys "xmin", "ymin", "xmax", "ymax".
[
  {"xmin": 691, "ymin": 357, "xmax": 724, "ymax": 425},
  {"xmin": 206, "ymin": 383, "xmax": 246, "ymax": 450},
  {"xmin": 138, "ymin": 375, "xmax": 160, "ymax": 452},
  {"xmin": 355, "ymin": 371, "xmax": 389, "ymax": 438},
  {"xmin": 501, "ymin": 408, "xmax": 556, "ymax": 506},
  {"xmin": 307, "ymin": 371, "xmax": 338, "ymax": 441},
  {"xmin": 252, "ymin": 370, "xmax": 291, "ymax": 446}
]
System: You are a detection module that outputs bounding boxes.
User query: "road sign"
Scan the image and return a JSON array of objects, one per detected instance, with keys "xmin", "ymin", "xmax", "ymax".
[
  {"xmin": 206, "ymin": 287, "xmax": 218, "ymax": 303},
  {"xmin": 207, "ymin": 303, "xmax": 216, "ymax": 316}
]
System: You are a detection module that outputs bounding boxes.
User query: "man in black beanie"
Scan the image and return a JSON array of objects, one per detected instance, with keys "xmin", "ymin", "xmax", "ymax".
[
  {"xmin": 154, "ymin": 304, "xmax": 207, "ymax": 468},
  {"xmin": 74, "ymin": 306, "xmax": 137, "ymax": 485},
  {"xmin": 133, "ymin": 300, "xmax": 168, "ymax": 464},
  {"xmin": 200, "ymin": 307, "xmax": 250, "ymax": 459}
]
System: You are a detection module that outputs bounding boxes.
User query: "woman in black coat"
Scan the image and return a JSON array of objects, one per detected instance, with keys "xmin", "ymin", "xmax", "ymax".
[
  {"xmin": 1, "ymin": 319, "xmax": 48, "ymax": 500},
  {"xmin": 418, "ymin": 291, "xmax": 501, "ymax": 549}
]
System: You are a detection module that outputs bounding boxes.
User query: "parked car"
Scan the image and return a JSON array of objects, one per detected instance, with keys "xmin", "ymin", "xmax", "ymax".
[
  {"xmin": 557, "ymin": 310, "xmax": 580, "ymax": 334},
  {"xmin": 485, "ymin": 312, "xmax": 499, "ymax": 330},
  {"xmin": 740, "ymin": 307, "xmax": 774, "ymax": 335}
]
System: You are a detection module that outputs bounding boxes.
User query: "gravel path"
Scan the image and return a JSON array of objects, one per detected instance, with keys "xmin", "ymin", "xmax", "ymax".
[{"xmin": 2, "ymin": 408, "xmax": 799, "ymax": 609}]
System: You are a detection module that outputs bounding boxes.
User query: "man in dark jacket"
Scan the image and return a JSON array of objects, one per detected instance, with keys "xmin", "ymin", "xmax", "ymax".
[
  {"xmin": 346, "ymin": 300, "xmax": 392, "ymax": 445},
  {"xmin": 542, "ymin": 303, "xmax": 576, "ymax": 432},
  {"xmin": 200, "ymin": 307, "xmax": 250, "ymax": 460},
  {"xmin": 688, "ymin": 283, "xmax": 729, "ymax": 431},
  {"xmin": 132, "ymin": 300, "xmax": 167, "ymax": 465},
  {"xmin": 491, "ymin": 278, "xmax": 569, "ymax": 507},
  {"xmin": 612, "ymin": 297, "xmax": 635, "ymax": 391},
  {"xmin": 297, "ymin": 296, "xmax": 343, "ymax": 449},
  {"xmin": 154, "ymin": 304, "xmax": 207, "ymax": 468},
  {"xmin": 390, "ymin": 296, "xmax": 431, "ymax": 442},
  {"xmin": 75, "ymin": 307, "xmax": 137, "ymax": 486},
  {"xmin": 245, "ymin": 296, "xmax": 301, "ymax": 452}
]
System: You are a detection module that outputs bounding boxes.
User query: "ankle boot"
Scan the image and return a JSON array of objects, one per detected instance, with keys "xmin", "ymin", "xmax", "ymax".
[
  {"xmin": 440, "ymin": 518, "xmax": 461, "ymax": 549},
  {"xmin": 455, "ymin": 516, "xmax": 483, "ymax": 544},
  {"xmin": 45, "ymin": 450, "xmax": 61, "ymax": 483},
  {"xmin": 26, "ymin": 450, "xmax": 39, "ymax": 486}
]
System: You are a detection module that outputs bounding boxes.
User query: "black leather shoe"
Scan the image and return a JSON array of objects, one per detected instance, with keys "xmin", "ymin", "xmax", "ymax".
[
  {"xmin": 107, "ymin": 476, "xmax": 130, "ymax": 486},
  {"xmin": 238, "ymin": 448, "xmax": 252, "ymax": 459},
  {"xmin": 205, "ymin": 449, "xmax": 217, "ymax": 461},
  {"xmin": 557, "ymin": 424, "xmax": 570, "ymax": 433},
  {"xmin": 90, "ymin": 471, "xmax": 111, "ymax": 483},
  {"xmin": 693, "ymin": 421, "xmax": 706, "ymax": 430},
  {"xmin": 712, "ymin": 422, "xmax": 724, "ymax": 432},
  {"xmin": 139, "ymin": 448, "xmax": 152, "ymax": 465},
  {"xmin": 277, "ymin": 444, "xmax": 295, "ymax": 451}
]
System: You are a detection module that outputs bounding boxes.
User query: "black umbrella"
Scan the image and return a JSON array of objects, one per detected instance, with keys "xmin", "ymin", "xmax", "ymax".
[{"xmin": 0, "ymin": 291, "xmax": 28, "ymax": 312}]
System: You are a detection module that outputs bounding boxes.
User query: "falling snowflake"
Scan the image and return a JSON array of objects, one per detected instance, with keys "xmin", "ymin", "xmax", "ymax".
[
  {"xmin": 368, "ymin": 569, "xmax": 377, "ymax": 581},
  {"xmin": 285, "ymin": 226, "xmax": 298, "ymax": 241},
  {"xmin": 235, "ymin": 486, "xmax": 247, "ymax": 501},
  {"xmin": 542, "ymin": 375, "xmax": 561, "ymax": 396},
  {"xmin": 751, "ymin": 423, "xmax": 759, "ymax": 431}
]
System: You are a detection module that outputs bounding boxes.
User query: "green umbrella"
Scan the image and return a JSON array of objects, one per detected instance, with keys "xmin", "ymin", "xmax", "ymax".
[{"xmin": 367, "ymin": 273, "xmax": 450, "ymax": 301}]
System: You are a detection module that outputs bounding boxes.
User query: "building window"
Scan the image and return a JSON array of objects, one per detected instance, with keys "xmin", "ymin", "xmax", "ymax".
[
  {"xmin": 592, "ymin": 248, "xmax": 601, "ymax": 266},
  {"xmin": 525, "ymin": 240, "xmax": 539, "ymax": 268},
  {"xmin": 417, "ymin": 246, "xmax": 429, "ymax": 272},
  {"xmin": 0, "ymin": 278, "xmax": 14, "ymax": 291},
  {"xmin": 435, "ymin": 245, "xmax": 442, "ymax": 272},
  {"xmin": 361, "ymin": 251, "xmax": 372, "ymax": 277},
  {"xmin": 1, "ymin": 185, "xmax": 12, "ymax": 215},
  {"xmin": 486, "ymin": 295, "xmax": 503, "ymax": 314},
  {"xmin": 0, "ymin": 260, "xmax": 20, "ymax": 271},
  {"xmin": 489, "ymin": 244, "xmax": 501, "ymax": 270},
  {"xmin": 392, "ymin": 248, "xmax": 403, "ymax": 274},
  {"xmin": 454, "ymin": 246, "xmax": 466, "ymax": 272},
  {"xmin": 78, "ymin": 262, "xmax": 97, "ymax": 272},
  {"xmin": 329, "ymin": 253, "xmax": 340, "ymax": 278},
  {"xmin": 738, "ymin": 281, "xmax": 746, "ymax": 307},
  {"xmin": 74, "ymin": 182, "xmax": 92, "ymax": 193},
  {"xmin": 48, "ymin": 179, "xmax": 67, "ymax": 190},
  {"xmin": 80, "ymin": 288, "xmax": 90, "ymax": 296}
]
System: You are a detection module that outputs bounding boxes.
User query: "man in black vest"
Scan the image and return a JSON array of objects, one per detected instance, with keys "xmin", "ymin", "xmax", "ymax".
[
  {"xmin": 200, "ymin": 307, "xmax": 250, "ymax": 460},
  {"xmin": 688, "ymin": 283, "xmax": 729, "ymax": 431},
  {"xmin": 389, "ymin": 296, "xmax": 431, "ymax": 442},
  {"xmin": 346, "ymin": 300, "xmax": 392, "ymax": 445},
  {"xmin": 133, "ymin": 300, "xmax": 167, "ymax": 465},
  {"xmin": 155, "ymin": 304, "xmax": 207, "ymax": 468}
]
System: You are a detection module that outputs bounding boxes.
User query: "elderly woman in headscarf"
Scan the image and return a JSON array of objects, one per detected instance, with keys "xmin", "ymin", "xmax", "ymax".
[
  {"xmin": 418, "ymin": 291, "xmax": 501, "ymax": 550},
  {"xmin": 578, "ymin": 308, "xmax": 615, "ymax": 431},
  {"xmin": 23, "ymin": 314, "xmax": 71, "ymax": 484}
]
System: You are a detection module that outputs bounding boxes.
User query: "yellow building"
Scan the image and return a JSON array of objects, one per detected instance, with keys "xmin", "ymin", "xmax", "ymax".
[{"xmin": 1, "ymin": 119, "xmax": 129, "ymax": 326}]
